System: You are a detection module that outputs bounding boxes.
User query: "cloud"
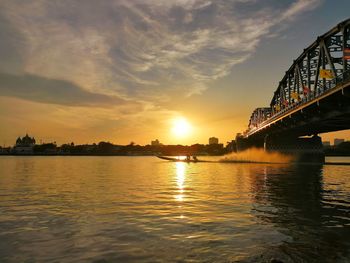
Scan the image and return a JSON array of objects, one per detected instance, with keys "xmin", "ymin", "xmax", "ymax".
[
  {"xmin": 0, "ymin": 0, "xmax": 322, "ymax": 104},
  {"xmin": 0, "ymin": 72, "xmax": 139, "ymax": 108},
  {"xmin": 0, "ymin": 12, "xmax": 25, "ymax": 74},
  {"xmin": 281, "ymin": 0, "xmax": 322, "ymax": 21}
]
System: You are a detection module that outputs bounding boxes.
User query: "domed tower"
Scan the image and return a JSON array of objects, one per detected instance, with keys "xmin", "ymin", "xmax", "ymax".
[
  {"xmin": 20, "ymin": 134, "xmax": 35, "ymax": 146},
  {"xmin": 22, "ymin": 134, "xmax": 30, "ymax": 146},
  {"xmin": 16, "ymin": 137, "xmax": 22, "ymax": 145},
  {"xmin": 13, "ymin": 134, "xmax": 36, "ymax": 155}
]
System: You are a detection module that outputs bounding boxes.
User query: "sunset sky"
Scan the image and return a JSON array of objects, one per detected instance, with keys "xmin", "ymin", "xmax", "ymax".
[{"xmin": 0, "ymin": 0, "xmax": 349, "ymax": 146}]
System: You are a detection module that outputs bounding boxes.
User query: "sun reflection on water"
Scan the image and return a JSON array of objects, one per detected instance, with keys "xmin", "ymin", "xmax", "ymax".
[{"xmin": 175, "ymin": 162, "xmax": 186, "ymax": 202}]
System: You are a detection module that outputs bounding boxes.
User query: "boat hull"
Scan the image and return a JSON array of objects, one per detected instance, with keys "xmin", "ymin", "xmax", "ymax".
[{"xmin": 156, "ymin": 156, "xmax": 208, "ymax": 163}]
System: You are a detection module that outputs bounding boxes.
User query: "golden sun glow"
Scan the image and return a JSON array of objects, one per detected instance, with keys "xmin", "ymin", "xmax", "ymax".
[
  {"xmin": 171, "ymin": 118, "xmax": 192, "ymax": 138},
  {"xmin": 175, "ymin": 162, "xmax": 186, "ymax": 202}
]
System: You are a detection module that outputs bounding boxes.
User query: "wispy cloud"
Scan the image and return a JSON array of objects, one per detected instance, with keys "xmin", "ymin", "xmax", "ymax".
[
  {"xmin": 0, "ymin": 0, "xmax": 322, "ymax": 104},
  {"xmin": 281, "ymin": 0, "xmax": 322, "ymax": 21}
]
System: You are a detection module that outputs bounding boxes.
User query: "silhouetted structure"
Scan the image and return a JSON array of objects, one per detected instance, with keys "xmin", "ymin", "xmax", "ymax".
[
  {"xmin": 13, "ymin": 134, "xmax": 36, "ymax": 154},
  {"xmin": 4, "ymin": 134, "xmax": 237, "ymax": 156},
  {"xmin": 334, "ymin": 138, "xmax": 345, "ymax": 146},
  {"xmin": 209, "ymin": 137, "xmax": 219, "ymax": 145},
  {"xmin": 324, "ymin": 141, "xmax": 350, "ymax": 156},
  {"xmin": 151, "ymin": 139, "xmax": 161, "ymax": 146},
  {"xmin": 322, "ymin": 141, "xmax": 331, "ymax": 147}
]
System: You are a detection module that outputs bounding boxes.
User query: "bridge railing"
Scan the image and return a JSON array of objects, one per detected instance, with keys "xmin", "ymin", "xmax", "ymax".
[{"xmin": 246, "ymin": 69, "xmax": 350, "ymax": 137}]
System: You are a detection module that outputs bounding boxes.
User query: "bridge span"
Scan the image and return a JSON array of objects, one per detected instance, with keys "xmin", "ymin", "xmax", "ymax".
[{"xmin": 237, "ymin": 18, "xmax": 350, "ymax": 163}]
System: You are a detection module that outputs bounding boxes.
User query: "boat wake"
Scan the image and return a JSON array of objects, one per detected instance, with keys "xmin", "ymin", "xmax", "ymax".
[{"xmin": 219, "ymin": 148, "xmax": 293, "ymax": 164}]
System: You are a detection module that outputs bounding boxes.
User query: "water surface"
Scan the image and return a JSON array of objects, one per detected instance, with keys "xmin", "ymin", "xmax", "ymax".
[{"xmin": 0, "ymin": 156, "xmax": 349, "ymax": 262}]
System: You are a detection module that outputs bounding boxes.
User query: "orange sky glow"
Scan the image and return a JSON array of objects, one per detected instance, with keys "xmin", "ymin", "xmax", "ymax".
[{"xmin": 0, "ymin": 1, "xmax": 349, "ymax": 147}]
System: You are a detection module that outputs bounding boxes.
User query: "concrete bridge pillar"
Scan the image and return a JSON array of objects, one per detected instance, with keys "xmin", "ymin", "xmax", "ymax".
[
  {"xmin": 236, "ymin": 134, "xmax": 264, "ymax": 152},
  {"xmin": 264, "ymin": 135, "xmax": 325, "ymax": 163},
  {"xmin": 236, "ymin": 135, "xmax": 249, "ymax": 152},
  {"xmin": 236, "ymin": 134, "xmax": 325, "ymax": 163}
]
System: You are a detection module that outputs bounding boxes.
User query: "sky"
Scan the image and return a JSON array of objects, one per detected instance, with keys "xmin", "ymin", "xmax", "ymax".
[{"xmin": 0, "ymin": 0, "xmax": 349, "ymax": 146}]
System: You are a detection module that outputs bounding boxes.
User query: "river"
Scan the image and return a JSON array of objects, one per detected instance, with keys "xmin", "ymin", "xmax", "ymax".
[{"xmin": 0, "ymin": 156, "xmax": 349, "ymax": 262}]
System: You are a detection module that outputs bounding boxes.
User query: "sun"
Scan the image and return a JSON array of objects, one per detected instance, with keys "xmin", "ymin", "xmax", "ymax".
[{"xmin": 171, "ymin": 117, "xmax": 192, "ymax": 138}]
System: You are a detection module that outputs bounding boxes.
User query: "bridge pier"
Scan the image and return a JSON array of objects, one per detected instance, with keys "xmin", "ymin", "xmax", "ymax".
[
  {"xmin": 264, "ymin": 135, "xmax": 325, "ymax": 163},
  {"xmin": 236, "ymin": 134, "xmax": 325, "ymax": 163},
  {"xmin": 236, "ymin": 134, "xmax": 263, "ymax": 152}
]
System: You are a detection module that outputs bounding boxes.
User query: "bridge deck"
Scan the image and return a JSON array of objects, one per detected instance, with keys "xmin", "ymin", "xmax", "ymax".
[
  {"xmin": 246, "ymin": 73, "xmax": 350, "ymax": 138},
  {"xmin": 244, "ymin": 19, "xmax": 350, "ymax": 139}
]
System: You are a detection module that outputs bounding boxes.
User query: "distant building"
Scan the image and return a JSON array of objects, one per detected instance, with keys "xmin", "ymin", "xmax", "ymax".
[
  {"xmin": 334, "ymin": 138, "xmax": 345, "ymax": 146},
  {"xmin": 322, "ymin": 141, "xmax": 331, "ymax": 147},
  {"xmin": 151, "ymin": 139, "xmax": 161, "ymax": 146},
  {"xmin": 0, "ymin": 146, "xmax": 10, "ymax": 155},
  {"xmin": 209, "ymin": 137, "xmax": 219, "ymax": 145},
  {"xmin": 13, "ymin": 134, "xmax": 36, "ymax": 154}
]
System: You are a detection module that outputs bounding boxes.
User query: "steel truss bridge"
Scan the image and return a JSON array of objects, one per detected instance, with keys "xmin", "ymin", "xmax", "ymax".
[{"xmin": 244, "ymin": 18, "xmax": 350, "ymax": 142}]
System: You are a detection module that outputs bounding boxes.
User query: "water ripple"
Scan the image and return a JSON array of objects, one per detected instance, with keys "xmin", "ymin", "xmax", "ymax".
[{"xmin": 0, "ymin": 156, "xmax": 349, "ymax": 262}]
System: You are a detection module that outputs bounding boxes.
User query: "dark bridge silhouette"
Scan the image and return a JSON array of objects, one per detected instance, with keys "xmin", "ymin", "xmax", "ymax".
[{"xmin": 237, "ymin": 18, "xmax": 350, "ymax": 162}]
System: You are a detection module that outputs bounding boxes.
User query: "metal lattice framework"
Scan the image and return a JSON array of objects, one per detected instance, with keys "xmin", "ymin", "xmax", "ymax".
[
  {"xmin": 247, "ymin": 18, "xmax": 350, "ymax": 133},
  {"xmin": 248, "ymin": 107, "xmax": 271, "ymax": 130}
]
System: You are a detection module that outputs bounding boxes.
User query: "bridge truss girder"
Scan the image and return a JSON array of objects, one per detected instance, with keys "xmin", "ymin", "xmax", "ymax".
[
  {"xmin": 270, "ymin": 19, "xmax": 350, "ymax": 114},
  {"xmin": 253, "ymin": 84, "xmax": 350, "ymax": 140},
  {"xmin": 246, "ymin": 18, "xmax": 350, "ymax": 136}
]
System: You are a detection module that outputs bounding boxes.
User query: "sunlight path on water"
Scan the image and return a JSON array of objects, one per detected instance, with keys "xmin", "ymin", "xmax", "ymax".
[{"xmin": 0, "ymin": 156, "xmax": 349, "ymax": 262}]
